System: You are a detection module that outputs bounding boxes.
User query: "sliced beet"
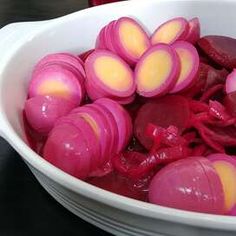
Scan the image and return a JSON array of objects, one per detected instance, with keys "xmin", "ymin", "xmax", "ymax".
[
  {"xmin": 197, "ymin": 35, "xmax": 236, "ymax": 70},
  {"xmin": 204, "ymin": 65, "xmax": 228, "ymax": 91},
  {"xmin": 226, "ymin": 69, "xmax": 236, "ymax": 94},
  {"xmin": 224, "ymin": 91, "xmax": 236, "ymax": 117},
  {"xmin": 199, "ymin": 84, "xmax": 224, "ymax": 102},
  {"xmin": 208, "ymin": 100, "xmax": 231, "ymax": 121},
  {"xmin": 113, "ymin": 144, "xmax": 189, "ymax": 180},
  {"xmin": 134, "ymin": 95, "xmax": 190, "ymax": 150},
  {"xmin": 146, "ymin": 124, "xmax": 187, "ymax": 149},
  {"xmin": 180, "ymin": 62, "xmax": 208, "ymax": 98},
  {"xmin": 208, "ymin": 125, "xmax": 236, "ymax": 147},
  {"xmin": 182, "ymin": 62, "xmax": 228, "ymax": 98},
  {"xmin": 193, "ymin": 123, "xmax": 225, "ymax": 153}
]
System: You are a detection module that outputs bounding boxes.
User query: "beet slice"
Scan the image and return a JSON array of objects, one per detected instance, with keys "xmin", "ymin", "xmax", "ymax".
[
  {"xmin": 208, "ymin": 100, "xmax": 231, "ymax": 121},
  {"xmin": 207, "ymin": 125, "xmax": 236, "ymax": 147},
  {"xmin": 199, "ymin": 84, "xmax": 224, "ymax": 102},
  {"xmin": 151, "ymin": 17, "xmax": 189, "ymax": 45},
  {"xmin": 134, "ymin": 95, "xmax": 190, "ymax": 150},
  {"xmin": 203, "ymin": 65, "xmax": 228, "ymax": 91},
  {"xmin": 182, "ymin": 62, "xmax": 228, "ymax": 98},
  {"xmin": 193, "ymin": 123, "xmax": 225, "ymax": 153},
  {"xmin": 181, "ymin": 62, "xmax": 208, "ymax": 98},
  {"xmin": 197, "ymin": 35, "xmax": 236, "ymax": 70},
  {"xmin": 224, "ymin": 91, "xmax": 236, "ymax": 117},
  {"xmin": 135, "ymin": 44, "xmax": 180, "ymax": 97},
  {"xmin": 226, "ymin": 69, "xmax": 236, "ymax": 94},
  {"xmin": 113, "ymin": 143, "xmax": 189, "ymax": 180}
]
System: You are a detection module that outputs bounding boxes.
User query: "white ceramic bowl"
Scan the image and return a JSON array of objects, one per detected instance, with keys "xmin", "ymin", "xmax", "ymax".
[{"xmin": 0, "ymin": 0, "xmax": 236, "ymax": 235}]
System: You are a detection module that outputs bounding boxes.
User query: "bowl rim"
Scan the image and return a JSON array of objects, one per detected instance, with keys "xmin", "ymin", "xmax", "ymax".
[{"xmin": 1, "ymin": 0, "xmax": 236, "ymax": 231}]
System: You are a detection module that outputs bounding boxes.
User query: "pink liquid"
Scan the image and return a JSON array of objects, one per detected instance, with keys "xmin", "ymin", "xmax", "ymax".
[{"xmin": 23, "ymin": 112, "xmax": 149, "ymax": 201}]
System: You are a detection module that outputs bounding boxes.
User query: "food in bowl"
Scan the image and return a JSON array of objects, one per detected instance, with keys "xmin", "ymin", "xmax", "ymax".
[{"xmin": 23, "ymin": 15, "xmax": 236, "ymax": 216}]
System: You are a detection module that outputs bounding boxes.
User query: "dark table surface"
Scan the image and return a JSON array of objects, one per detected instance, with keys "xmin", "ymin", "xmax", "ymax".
[{"xmin": 0, "ymin": 1, "xmax": 111, "ymax": 235}]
